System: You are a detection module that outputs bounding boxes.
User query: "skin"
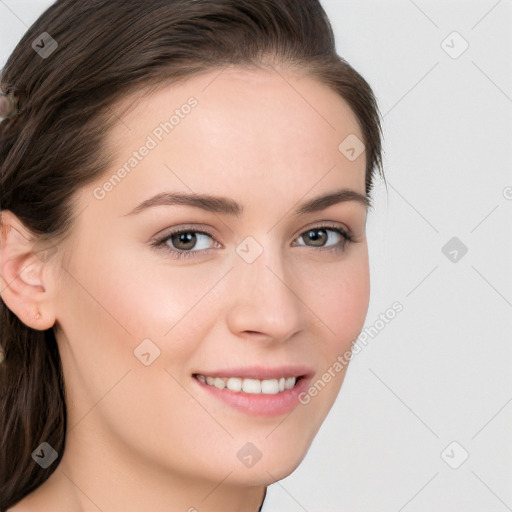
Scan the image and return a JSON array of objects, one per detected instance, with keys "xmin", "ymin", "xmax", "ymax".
[{"xmin": 1, "ymin": 65, "xmax": 370, "ymax": 512}]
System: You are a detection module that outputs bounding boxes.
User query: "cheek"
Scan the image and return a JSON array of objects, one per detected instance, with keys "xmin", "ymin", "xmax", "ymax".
[
  {"xmin": 301, "ymin": 247, "xmax": 370, "ymax": 353},
  {"xmin": 56, "ymin": 240, "xmax": 202, "ymax": 379},
  {"xmin": 86, "ymin": 248, "xmax": 231, "ymax": 366},
  {"xmin": 291, "ymin": 252, "xmax": 369, "ymax": 425},
  {"xmin": 332, "ymin": 262, "xmax": 370, "ymax": 342}
]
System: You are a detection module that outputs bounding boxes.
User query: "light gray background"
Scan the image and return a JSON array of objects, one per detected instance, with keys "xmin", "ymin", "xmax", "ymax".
[{"xmin": 1, "ymin": 1, "xmax": 511, "ymax": 510}]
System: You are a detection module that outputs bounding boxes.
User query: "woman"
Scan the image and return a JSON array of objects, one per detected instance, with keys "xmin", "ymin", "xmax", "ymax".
[{"xmin": 0, "ymin": 1, "xmax": 384, "ymax": 510}]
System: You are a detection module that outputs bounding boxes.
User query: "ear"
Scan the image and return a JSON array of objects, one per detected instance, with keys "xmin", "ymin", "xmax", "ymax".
[{"xmin": 0, "ymin": 210, "xmax": 57, "ymax": 331}]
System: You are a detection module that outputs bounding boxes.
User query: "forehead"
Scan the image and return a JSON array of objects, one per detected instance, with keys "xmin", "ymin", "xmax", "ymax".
[
  {"xmin": 108, "ymin": 65, "xmax": 363, "ymax": 148},
  {"xmin": 83, "ymin": 66, "xmax": 366, "ymax": 218}
]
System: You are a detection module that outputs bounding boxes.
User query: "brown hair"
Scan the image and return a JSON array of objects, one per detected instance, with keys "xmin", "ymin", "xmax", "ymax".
[{"xmin": 0, "ymin": 0, "xmax": 384, "ymax": 508}]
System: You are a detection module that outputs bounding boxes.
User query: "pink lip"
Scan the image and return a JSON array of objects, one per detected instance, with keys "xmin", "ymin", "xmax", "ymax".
[{"xmin": 192, "ymin": 365, "xmax": 314, "ymax": 417}]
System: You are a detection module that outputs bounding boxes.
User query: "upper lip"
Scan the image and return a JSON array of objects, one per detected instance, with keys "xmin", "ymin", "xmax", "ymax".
[{"xmin": 193, "ymin": 365, "xmax": 314, "ymax": 380}]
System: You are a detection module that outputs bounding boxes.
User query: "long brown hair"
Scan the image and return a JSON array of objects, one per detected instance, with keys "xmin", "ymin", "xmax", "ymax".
[{"xmin": 0, "ymin": 1, "xmax": 384, "ymax": 508}]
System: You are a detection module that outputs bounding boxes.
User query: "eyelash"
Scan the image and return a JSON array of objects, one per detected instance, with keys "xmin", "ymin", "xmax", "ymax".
[{"xmin": 150, "ymin": 223, "xmax": 355, "ymax": 260}]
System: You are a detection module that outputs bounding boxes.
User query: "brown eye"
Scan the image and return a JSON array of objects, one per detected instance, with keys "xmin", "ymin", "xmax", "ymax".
[
  {"xmin": 151, "ymin": 228, "xmax": 220, "ymax": 260},
  {"xmin": 170, "ymin": 232, "xmax": 199, "ymax": 251},
  {"xmin": 164, "ymin": 230, "xmax": 216, "ymax": 252},
  {"xmin": 294, "ymin": 225, "xmax": 353, "ymax": 254},
  {"xmin": 303, "ymin": 229, "xmax": 329, "ymax": 247}
]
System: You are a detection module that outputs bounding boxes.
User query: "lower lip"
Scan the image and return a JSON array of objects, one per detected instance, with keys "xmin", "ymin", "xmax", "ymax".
[{"xmin": 194, "ymin": 376, "xmax": 310, "ymax": 417}]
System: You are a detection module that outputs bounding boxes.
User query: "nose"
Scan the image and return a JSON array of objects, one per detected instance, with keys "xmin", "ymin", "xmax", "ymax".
[{"xmin": 225, "ymin": 240, "xmax": 307, "ymax": 343}]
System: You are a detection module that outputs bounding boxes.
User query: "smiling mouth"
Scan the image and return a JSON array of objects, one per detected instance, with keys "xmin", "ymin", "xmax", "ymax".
[{"xmin": 193, "ymin": 374, "xmax": 305, "ymax": 395}]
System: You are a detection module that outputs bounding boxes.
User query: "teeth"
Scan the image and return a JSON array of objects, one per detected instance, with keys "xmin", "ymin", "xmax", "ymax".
[
  {"xmin": 242, "ymin": 378, "xmax": 261, "ymax": 394},
  {"xmin": 285, "ymin": 377, "xmax": 296, "ymax": 390},
  {"xmin": 227, "ymin": 377, "xmax": 242, "ymax": 392},
  {"xmin": 196, "ymin": 375, "xmax": 297, "ymax": 394},
  {"xmin": 214, "ymin": 377, "xmax": 226, "ymax": 390},
  {"xmin": 261, "ymin": 379, "xmax": 279, "ymax": 394}
]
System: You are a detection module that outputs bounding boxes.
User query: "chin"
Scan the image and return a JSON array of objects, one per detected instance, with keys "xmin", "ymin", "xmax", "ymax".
[
  {"xmin": 220, "ymin": 429, "xmax": 317, "ymax": 487},
  {"xmin": 226, "ymin": 457, "xmax": 305, "ymax": 487}
]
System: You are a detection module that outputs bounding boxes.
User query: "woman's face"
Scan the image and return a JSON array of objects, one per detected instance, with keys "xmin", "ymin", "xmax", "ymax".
[{"xmin": 52, "ymin": 66, "xmax": 370, "ymax": 489}]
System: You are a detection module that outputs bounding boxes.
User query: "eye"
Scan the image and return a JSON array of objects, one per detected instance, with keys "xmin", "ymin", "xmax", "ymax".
[
  {"xmin": 150, "ymin": 223, "xmax": 355, "ymax": 260},
  {"xmin": 292, "ymin": 224, "xmax": 354, "ymax": 254},
  {"xmin": 151, "ymin": 227, "xmax": 219, "ymax": 260}
]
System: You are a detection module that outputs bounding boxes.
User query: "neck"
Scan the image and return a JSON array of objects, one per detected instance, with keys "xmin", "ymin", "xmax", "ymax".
[{"xmin": 26, "ymin": 426, "xmax": 267, "ymax": 512}]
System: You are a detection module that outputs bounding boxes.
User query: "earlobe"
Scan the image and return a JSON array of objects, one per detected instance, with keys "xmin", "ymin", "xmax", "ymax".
[{"xmin": 0, "ymin": 210, "xmax": 56, "ymax": 331}]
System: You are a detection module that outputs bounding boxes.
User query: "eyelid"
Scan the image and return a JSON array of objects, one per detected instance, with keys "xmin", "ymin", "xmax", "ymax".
[
  {"xmin": 152, "ymin": 221, "xmax": 353, "ymax": 244},
  {"xmin": 151, "ymin": 224, "xmax": 219, "ymax": 244},
  {"xmin": 291, "ymin": 220, "xmax": 353, "ymax": 241}
]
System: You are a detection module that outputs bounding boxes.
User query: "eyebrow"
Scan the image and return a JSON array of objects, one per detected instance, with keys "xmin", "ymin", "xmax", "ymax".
[{"xmin": 124, "ymin": 188, "xmax": 370, "ymax": 217}]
